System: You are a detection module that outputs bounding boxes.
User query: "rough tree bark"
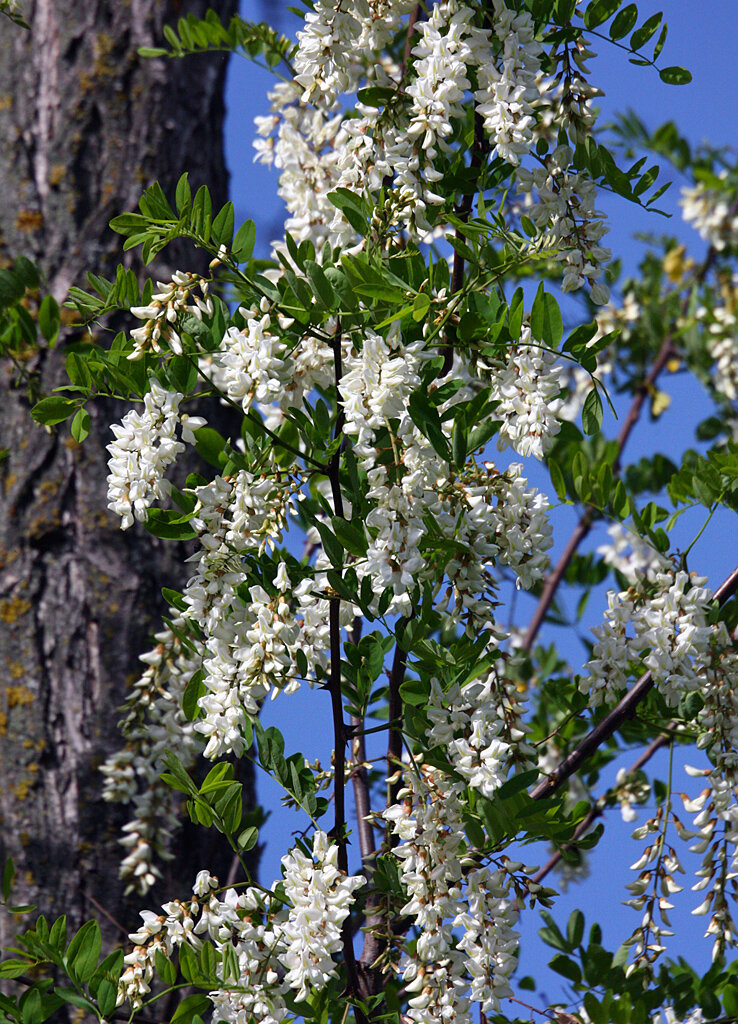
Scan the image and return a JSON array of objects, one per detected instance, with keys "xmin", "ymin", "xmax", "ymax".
[{"xmin": 0, "ymin": 0, "xmax": 244, "ymax": 950}]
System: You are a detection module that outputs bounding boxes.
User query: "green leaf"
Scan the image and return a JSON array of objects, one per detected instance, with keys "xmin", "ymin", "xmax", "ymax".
[
  {"xmin": 144, "ymin": 508, "xmax": 197, "ymax": 541},
  {"xmin": 65, "ymin": 920, "xmax": 101, "ymax": 984},
  {"xmin": 630, "ymin": 11, "xmax": 662, "ymax": 50},
  {"xmin": 2, "ymin": 858, "xmax": 14, "ymax": 901},
  {"xmin": 609, "ymin": 3, "xmax": 637, "ymax": 39},
  {"xmin": 407, "ymin": 390, "xmax": 451, "ymax": 462},
  {"xmin": 582, "ymin": 388, "xmax": 603, "ymax": 435},
  {"xmin": 549, "ymin": 953, "xmax": 582, "ymax": 985},
  {"xmin": 314, "ymin": 520, "xmax": 344, "ymax": 569},
  {"xmin": 530, "ymin": 285, "xmax": 563, "ymax": 346},
  {"xmin": 399, "ymin": 677, "xmax": 430, "ymax": 707},
  {"xmin": 0, "ymin": 269, "xmax": 25, "ymax": 307},
  {"xmin": 232, "ymin": 219, "xmax": 256, "ymax": 261},
  {"xmin": 238, "ymin": 826, "xmax": 259, "ymax": 851},
  {"xmin": 412, "ymin": 292, "xmax": 431, "ymax": 321},
  {"xmin": 0, "ymin": 959, "xmax": 35, "ymax": 979},
  {"xmin": 38, "ymin": 295, "xmax": 60, "ymax": 344},
  {"xmin": 31, "ymin": 395, "xmax": 77, "ymax": 426},
  {"xmin": 330, "ymin": 516, "xmax": 368, "ymax": 558},
  {"xmin": 508, "ymin": 287, "xmax": 524, "ymax": 339},
  {"xmin": 659, "ymin": 65, "xmax": 692, "ymax": 85},
  {"xmin": 583, "ymin": 0, "xmax": 620, "ymax": 29},
  {"xmin": 305, "ymin": 260, "xmax": 335, "ymax": 309},
  {"xmin": 211, "ymin": 201, "xmax": 235, "ymax": 247},
  {"xmin": 327, "ymin": 189, "xmax": 368, "ymax": 234},
  {"xmin": 567, "ymin": 908, "xmax": 585, "ymax": 947},
  {"xmin": 193, "ymin": 426, "xmax": 226, "ymax": 468},
  {"xmin": 70, "ymin": 407, "xmax": 90, "ymax": 443},
  {"xmin": 548, "ymin": 458, "xmax": 567, "ymax": 501},
  {"xmin": 172, "ymin": 992, "xmax": 211, "ymax": 1024},
  {"xmin": 182, "ymin": 669, "xmax": 206, "ymax": 721}
]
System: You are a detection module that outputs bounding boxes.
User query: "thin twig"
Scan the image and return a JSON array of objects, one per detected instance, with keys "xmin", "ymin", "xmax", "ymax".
[
  {"xmin": 401, "ymin": 5, "xmax": 421, "ymax": 78},
  {"xmin": 85, "ymin": 891, "xmax": 129, "ymax": 939},
  {"xmin": 531, "ymin": 729, "xmax": 672, "ymax": 884}
]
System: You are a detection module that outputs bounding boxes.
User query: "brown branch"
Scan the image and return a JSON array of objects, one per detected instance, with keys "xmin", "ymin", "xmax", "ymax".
[
  {"xmin": 522, "ymin": 511, "xmax": 593, "ymax": 651},
  {"xmin": 530, "ymin": 729, "xmax": 672, "ymax": 885},
  {"xmin": 401, "ymin": 4, "xmax": 421, "ymax": 78},
  {"xmin": 531, "ymin": 563, "xmax": 738, "ymax": 803}
]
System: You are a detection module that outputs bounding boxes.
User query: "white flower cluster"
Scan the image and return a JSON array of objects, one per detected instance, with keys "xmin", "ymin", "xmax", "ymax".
[
  {"xmin": 682, "ymin": 765, "xmax": 738, "ymax": 962},
  {"xmin": 426, "ymin": 677, "xmax": 513, "ymax": 797},
  {"xmin": 204, "ymin": 314, "xmax": 288, "ymax": 415},
  {"xmin": 681, "ymin": 174, "xmax": 738, "ymax": 253},
  {"xmin": 100, "ymin": 615, "xmax": 203, "ymax": 894},
  {"xmin": 488, "ymin": 325, "xmax": 565, "ymax": 459},
  {"xmin": 254, "ymin": 81, "xmax": 357, "ymax": 251},
  {"xmin": 489, "ymin": 463, "xmax": 554, "ymax": 590},
  {"xmin": 129, "ymin": 271, "xmax": 213, "ymax": 360},
  {"xmin": 384, "ymin": 760, "xmax": 519, "ymax": 1022},
  {"xmin": 187, "ymin": 558, "xmax": 330, "ymax": 761},
  {"xmin": 118, "ymin": 832, "xmax": 364, "ymax": 1016},
  {"xmin": 622, "ymin": 804, "xmax": 686, "ymax": 968},
  {"xmin": 597, "ymin": 523, "xmax": 670, "ymax": 586},
  {"xmin": 517, "ymin": 144, "xmax": 611, "ymax": 303},
  {"xmin": 106, "ymin": 381, "xmax": 205, "ymax": 529},
  {"xmin": 695, "ymin": 622, "xmax": 738, "ymax": 778},
  {"xmin": 696, "ymin": 279, "xmax": 738, "ymax": 402},
  {"xmin": 253, "ymin": 0, "xmax": 608, "ymax": 254},
  {"xmin": 203, "ymin": 302, "xmax": 335, "ymax": 429},
  {"xmin": 293, "ymin": 0, "xmax": 414, "ymax": 109},
  {"xmin": 474, "ymin": 0, "xmax": 544, "ymax": 165},
  {"xmin": 583, "ymin": 570, "xmax": 714, "ymax": 708},
  {"xmin": 280, "ymin": 830, "xmax": 365, "ymax": 999}
]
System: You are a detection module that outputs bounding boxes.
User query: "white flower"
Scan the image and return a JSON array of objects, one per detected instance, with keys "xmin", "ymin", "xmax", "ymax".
[
  {"xmin": 489, "ymin": 325, "xmax": 564, "ymax": 460},
  {"xmin": 106, "ymin": 382, "xmax": 204, "ymax": 530},
  {"xmin": 280, "ymin": 831, "xmax": 365, "ymax": 1001}
]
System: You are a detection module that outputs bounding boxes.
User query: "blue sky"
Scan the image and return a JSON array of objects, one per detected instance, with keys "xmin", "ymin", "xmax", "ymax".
[{"xmin": 218, "ymin": 0, "xmax": 738, "ymax": 1002}]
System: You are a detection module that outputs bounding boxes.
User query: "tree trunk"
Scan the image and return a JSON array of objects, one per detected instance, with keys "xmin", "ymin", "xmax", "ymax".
[{"xmin": 0, "ymin": 0, "xmax": 245, "ymax": 950}]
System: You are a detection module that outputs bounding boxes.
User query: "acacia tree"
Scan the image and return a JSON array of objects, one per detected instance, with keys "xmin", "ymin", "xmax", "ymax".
[{"xmin": 2, "ymin": 2, "xmax": 738, "ymax": 1024}]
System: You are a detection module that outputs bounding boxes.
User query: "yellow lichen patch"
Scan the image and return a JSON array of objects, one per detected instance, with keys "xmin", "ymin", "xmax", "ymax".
[
  {"xmin": 27, "ymin": 762, "xmax": 38, "ymax": 775},
  {"xmin": 0, "ymin": 711, "xmax": 7, "ymax": 736},
  {"xmin": 28, "ymin": 510, "xmax": 61, "ymax": 537},
  {"xmin": 49, "ymin": 164, "xmax": 65, "ymax": 187},
  {"xmin": 0, "ymin": 94, "xmax": 12, "ymax": 111},
  {"xmin": 38, "ymin": 479, "xmax": 60, "ymax": 498},
  {"xmin": 4, "ymin": 471, "xmax": 17, "ymax": 491},
  {"xmin": 0, "ymin": 597, "xmax": 32, "ymax": 623},
  {"xmin": 9, "ymin": 662, "xmax": 24, "ymax": 679},
  {"xmin": 12, "ymin": 779, "xmax": 31, "ymax": 800},
  {"xmin": 15, "ymin": 210, "xmax": 43, "ymax": 233},
  {"xmin": 6, "ymin": 685, "xmax": 34, "ymax": 707}
]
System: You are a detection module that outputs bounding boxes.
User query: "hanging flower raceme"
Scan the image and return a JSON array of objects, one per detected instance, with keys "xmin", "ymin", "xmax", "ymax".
[{"xmin": 106, "ymin": 381, "xmax": 206, "ymax": 529}]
